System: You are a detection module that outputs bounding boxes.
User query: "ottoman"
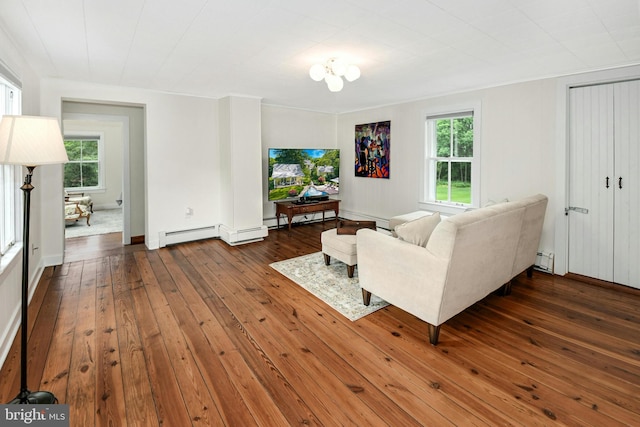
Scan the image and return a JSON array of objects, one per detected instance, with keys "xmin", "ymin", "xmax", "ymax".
[
  {"xmin": 321, "ymin": 228, "xmax": 358, "ymax": 277},
  {"xmin": 321, "ymin": 220, "xmax": 376, "ymax": 278}
]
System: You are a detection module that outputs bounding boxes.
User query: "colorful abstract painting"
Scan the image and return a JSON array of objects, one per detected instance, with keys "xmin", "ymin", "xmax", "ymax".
[{"xmin": 354, "ymin": 120, "xmax": 390, "ymax": 178}]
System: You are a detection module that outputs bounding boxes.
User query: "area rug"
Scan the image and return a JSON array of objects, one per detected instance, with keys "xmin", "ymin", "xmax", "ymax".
[
  {"xmin": 270, "ymin": 252, "xmax": 388, "ymax": 321},
  {"xmin": 65, "ymin": 208, "xmax": 123, "ymax": 238}
]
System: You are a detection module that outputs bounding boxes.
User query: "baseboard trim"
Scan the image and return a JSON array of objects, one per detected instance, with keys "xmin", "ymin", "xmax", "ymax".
[
  {"xmin": 0, "ymin": 262, "xmax": 44, "ymax": 371},
  {"xmin": 130, "ymin": 235, "xmax": 145, "ymax": 245}
]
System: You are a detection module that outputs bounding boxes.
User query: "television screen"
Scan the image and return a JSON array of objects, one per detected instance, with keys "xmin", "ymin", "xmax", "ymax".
[{"xmin": 268, "ymin": 148, "xmax": 340, "ymax": 201}]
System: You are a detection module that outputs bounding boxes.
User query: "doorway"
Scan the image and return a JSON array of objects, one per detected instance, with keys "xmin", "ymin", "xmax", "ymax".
[
  {"xmin": 567, "ymin": 80, "xmax": 640, "ymax": 289},
  {"xmin": 61, "ymin": 101, "xmax": 145, "ymax": 246}
]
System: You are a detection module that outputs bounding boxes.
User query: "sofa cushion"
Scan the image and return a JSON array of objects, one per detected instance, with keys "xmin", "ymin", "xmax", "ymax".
[
  {"xmin": 395, "ymin": 212, "xmax": 441, "ymax": 247},
  {"xmin": 389, "ymin": 210, "xmax": 433, "ymax": 236}
]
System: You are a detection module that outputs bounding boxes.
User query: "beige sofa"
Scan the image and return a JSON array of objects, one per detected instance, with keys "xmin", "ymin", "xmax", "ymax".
[{"xmin": 356, "ymin": 194, "xmax": 548, "ymax": 345}]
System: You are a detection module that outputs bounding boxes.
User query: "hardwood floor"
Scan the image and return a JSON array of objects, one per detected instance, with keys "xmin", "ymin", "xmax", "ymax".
[{"xmin": 1, "ymin": 224, "xmax": 639, "ymax": 426}]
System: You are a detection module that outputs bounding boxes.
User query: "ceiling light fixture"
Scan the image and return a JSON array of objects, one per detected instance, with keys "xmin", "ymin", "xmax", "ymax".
[{"xmin": 309, "ymin": 58, "xmax": 360, "ymax": 92}]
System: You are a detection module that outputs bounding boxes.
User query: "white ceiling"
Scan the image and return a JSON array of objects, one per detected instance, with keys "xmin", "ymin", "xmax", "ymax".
[{"xmin": 1, "ymin": 0, "xmax": 639, "ymax": 113}]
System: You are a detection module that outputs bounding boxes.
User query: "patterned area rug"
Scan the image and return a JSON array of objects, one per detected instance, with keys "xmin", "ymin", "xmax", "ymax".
[
  {"xmin": 65, "ymin": 208, "xmax": 123, "ymax": 238},
  {"xmin": 270, "ymin": 252, "xmax": 388, "ymax": 321}
]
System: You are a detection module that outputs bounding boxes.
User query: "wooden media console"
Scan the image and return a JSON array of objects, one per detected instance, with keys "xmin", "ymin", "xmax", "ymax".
[{"xmin": 275, "ymin": 199, "xmax": 340, "ymax": 230}]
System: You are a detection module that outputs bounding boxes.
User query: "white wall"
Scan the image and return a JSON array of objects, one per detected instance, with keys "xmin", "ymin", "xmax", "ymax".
[
  {"xmin": 261, "ymin": 82, "xmax": 558, "ymax": 257},
  {"xmin": 261, "ymin": 105, "xmax": 337, "ymax": 222},
  {"xmin": 62, "ymin": 119, "xmax": 124, "ymax": 209},
  {"xmin": 0, "ymin": 28, "xmax": 47, "ymax": 370},
  {"xmin": 39, "ymin": 78, "xmax": 221, "ymax": 250},
  {"xmin": 337, "ymin": 79, "xmax": 558, "ymax": 254},
  {"xmin": 217, "ymin": 95, "xmax": 268, "ymax": 243}
]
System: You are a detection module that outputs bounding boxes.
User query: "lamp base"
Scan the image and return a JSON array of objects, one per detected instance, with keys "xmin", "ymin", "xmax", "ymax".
[{"xmin": 9, "ymin": 390, "xmax": 58, "ymax": 404}]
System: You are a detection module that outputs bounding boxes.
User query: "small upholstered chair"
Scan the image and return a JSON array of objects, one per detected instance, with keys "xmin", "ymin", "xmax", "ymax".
[
  {"xmin": 65, "ymin": 202, "xmax": 91, "ymax": 226},
  {"xmin": 65, "ymin": 191, "xmax": 93, "ymax": 213}
]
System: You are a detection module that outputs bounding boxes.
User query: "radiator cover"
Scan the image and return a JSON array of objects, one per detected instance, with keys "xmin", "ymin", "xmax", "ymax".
[{"xmin": 158, "ymin": 225, "xmax": 218, "ymax": 247}]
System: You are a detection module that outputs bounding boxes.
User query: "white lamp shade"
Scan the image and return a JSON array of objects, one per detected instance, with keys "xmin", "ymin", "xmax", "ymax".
[
  {"xmin": 325, "ymin": 74, "xmax": 344, "ymax": 92},
  {"xmin": 0, "ymin": 115, "xmax": 68, "ymax": 166},
  {"xmin": 344, "ymin": 64, "xmax": 361, "ymax": 82},
  {"xmin": 309, "ymin": 64, "xmax": 327, "ymax": 81}
]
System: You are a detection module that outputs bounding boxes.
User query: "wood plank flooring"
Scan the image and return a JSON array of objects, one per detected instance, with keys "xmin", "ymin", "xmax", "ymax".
[{"xmin": 1, "ymin": 223, "xmax": 639, "ymax": 426}]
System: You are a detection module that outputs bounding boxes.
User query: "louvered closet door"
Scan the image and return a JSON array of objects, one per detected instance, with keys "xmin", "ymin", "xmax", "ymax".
[
  {"xmin": 568, "ymin": 84, "xmax": 615, "ymax": 282},
  {"xmin": 568, "ymin": 80, "xmax": 640, "ymax": 289},
  {"xmin": 613, "ymin": 80, "xmax": 640, "ymax": 288}
]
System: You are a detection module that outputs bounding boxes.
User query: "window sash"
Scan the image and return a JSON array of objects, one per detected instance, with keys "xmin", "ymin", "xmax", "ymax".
[
  {"xmin": 0, "ymin": 75, "xmax": 22, "ymax": 256},
  {"xmin": 64, "ymin": 135, "xmax": 103, "ymax": 190},
  {"xmin": 426, "ymin": 113, "xmax": 475, "ymax": 207}
]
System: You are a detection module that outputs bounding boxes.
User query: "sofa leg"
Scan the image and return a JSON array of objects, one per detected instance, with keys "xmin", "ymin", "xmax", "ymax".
[
  {"xmin": 323, "ymin": 253, "xmax": 330, "ymax": 266},
  {"xmin": 497, "ymin": 281, "xmax": 512, "ymax": 296},
  {"xmin": 362, "ymin": 289, "xmax": 371, "ymax": 306},
  {"xmin": 347, "ymin": 265, "xmax": 355, "ymax": 278},
  {"xmin": 428, "ymin": 324, "xmax": 441, "ymax": 346},
  {"xmin": 504, "ymin": 281, "xmax": 512, "ymax": 295},
  {"xmin": 526, "ymin": 265, "xmax": 534, "ymax": 278}
]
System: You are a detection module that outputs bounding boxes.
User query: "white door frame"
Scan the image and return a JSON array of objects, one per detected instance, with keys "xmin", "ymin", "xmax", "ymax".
[
  {"xmin": 62, "ymin": 113, "xmax": 131, "ymax": 244},
  {"xmin": 554, "ymin": 65, "xmax": 640, "ymax": 276}
]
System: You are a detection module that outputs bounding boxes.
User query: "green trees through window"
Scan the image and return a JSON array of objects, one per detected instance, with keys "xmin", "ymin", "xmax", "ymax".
[
  {"xmin": 428, "ymin": 114, "xmax": 474, "ymax": 205},
  {"xmin": 64, "ymin": 138, "xmax": 100, "ymax": 189}
]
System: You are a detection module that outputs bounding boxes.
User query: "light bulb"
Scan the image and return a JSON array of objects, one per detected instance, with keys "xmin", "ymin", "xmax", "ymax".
[
  {"xmin": 344, "ymin": 64, "xmax": 361, "ymax": 82},
  {"xmin": 309, "ymin": 63, "xmax": 326, "ymax": 81},
  {"xmin": 325, "ymin": 74, "xmax": 344, "ymax": 92},
  {"xmin": 330, "ymin": 59, "xmax": 347, "ymax": 76}
]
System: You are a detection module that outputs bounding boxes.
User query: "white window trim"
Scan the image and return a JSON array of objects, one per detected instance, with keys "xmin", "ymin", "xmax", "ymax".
[
  {"xmin": 420, "ymin": 101, "xmax": 482, "ymax": 214},
  {"xmin": 0, "ymin": 73, "xmax": 22, "ymax": 270},
  {"xmin": 63, "ymin": 131, "xmax": 106, "ymax": 192}
]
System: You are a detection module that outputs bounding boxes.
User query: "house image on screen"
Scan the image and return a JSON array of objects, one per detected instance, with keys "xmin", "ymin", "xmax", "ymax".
[
  {"xmin": 271, "ymin": 164, "xmax": 304, "ymax": 188},
  {"xmin": 317, "ymin": 165, "xmax": 334, "ymax": 175}
]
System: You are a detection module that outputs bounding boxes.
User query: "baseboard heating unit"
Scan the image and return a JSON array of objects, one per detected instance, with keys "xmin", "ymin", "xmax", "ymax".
[
  {"xmin": 158, "ymin": 225, "xmax": 219, "ymax": 247},
  {"xmin": 534, "ymin": 251, "xmax": 554, "ymax": 274},
  {"xmin": 219, "ymin": 224, "xmax": 268, "ymax": 246}
]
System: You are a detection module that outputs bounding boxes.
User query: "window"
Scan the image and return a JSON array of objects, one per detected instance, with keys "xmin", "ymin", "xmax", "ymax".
[
  {"xmin": 63, "ymin": 134, "xmax": 103, "ymax": 190},
  {"xmin": 425, "ymin": 109, "xmax": 479, "ymax": 208},
  {"xmin": 0, "ymin": 76, "xmax": 21, "ymax": 257}
]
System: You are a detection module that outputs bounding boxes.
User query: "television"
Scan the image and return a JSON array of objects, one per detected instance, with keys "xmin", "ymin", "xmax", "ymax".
[{"xmin": 268, "ymin": 148, "xmax": 340, "ymax": 202}]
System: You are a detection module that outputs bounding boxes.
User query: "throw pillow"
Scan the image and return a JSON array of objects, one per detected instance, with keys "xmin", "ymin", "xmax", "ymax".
[{"xmin": 395, "ymin": 212, "xmax": 441, "ymax": 247}]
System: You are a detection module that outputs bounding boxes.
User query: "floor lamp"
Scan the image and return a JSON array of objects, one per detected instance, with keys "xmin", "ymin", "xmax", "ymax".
[{"xmin": 0, "ymin": 115, "xmax": 68, "ymax": 404}]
